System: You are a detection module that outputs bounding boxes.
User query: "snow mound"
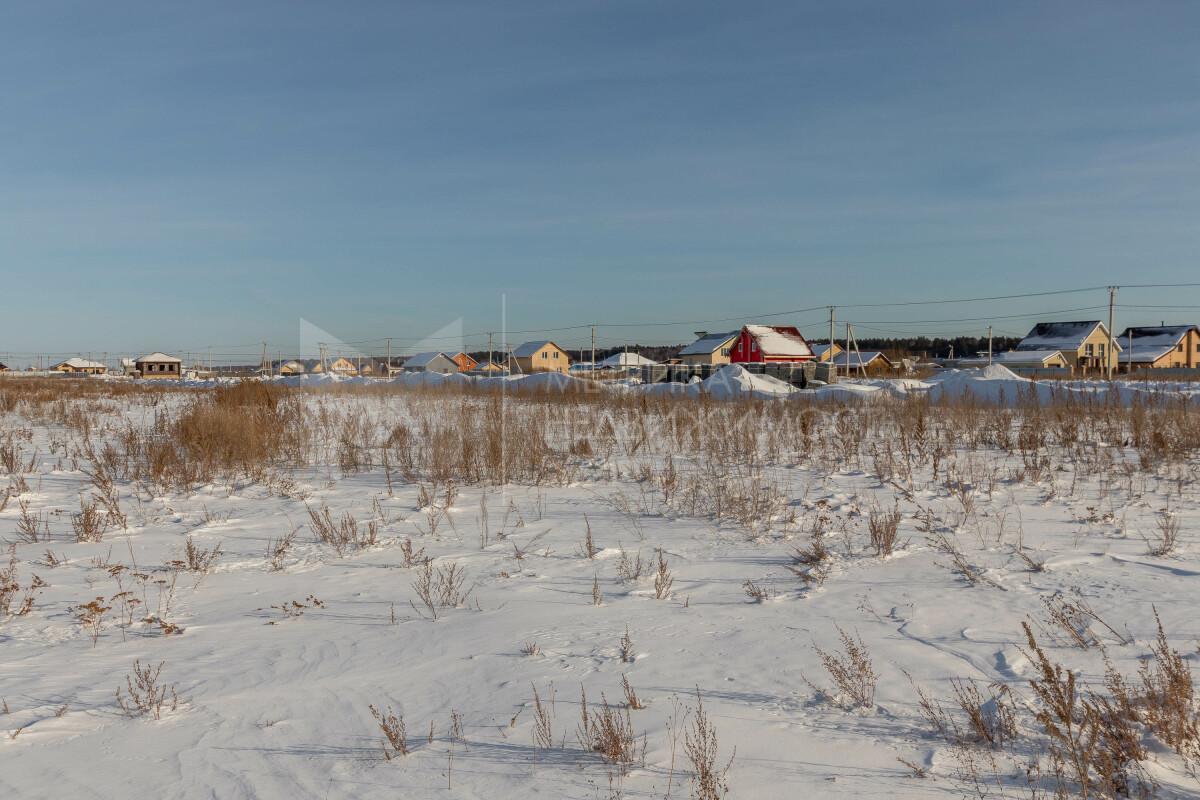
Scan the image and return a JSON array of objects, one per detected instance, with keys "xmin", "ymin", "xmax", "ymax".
[{"xmin": 701, "ymin": 364, "xmax": 796, "ymax": 399}]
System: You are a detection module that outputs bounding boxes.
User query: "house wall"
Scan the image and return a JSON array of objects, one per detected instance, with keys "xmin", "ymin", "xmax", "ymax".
[
  {"xmin": 729, "ymin": 329, "xmax": 815, "ymax": 364},
  {"xmin": 817, "ymin": 344, "xmax": 843, "ymax": 363},
  {"xmin": 1143, "ymin": 329, "xmax": 1200, "ymax": 368},
  {"xmin": 515, "ymin": 344, "xmax": 570, "ymax": 374},
  {"xmin": 137, "ymin": 361, "xmax": 181, "ymax": 379},
  {"xmin": 1069, "ymin": 327, "xmax": 1120, "ymax": 370},
  {"xmin": 419, "ymin": 355, "xmax": 459, "ymax": 374},
  {"xmin": 678, "ymin": 342, "xmax": 735, "ymax": 366},
  {"xmin": 452, "ymin": 353, "xmax": 477, "ymax": 371}
]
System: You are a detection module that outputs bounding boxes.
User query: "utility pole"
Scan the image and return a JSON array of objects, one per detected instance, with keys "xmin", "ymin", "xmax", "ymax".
[
  {"xmin": 487, "ymin": 333, "xmax": 493, "ymax": 369},
  {"xmin": 1128, "ymin": 330, "xmax": 1133, "ymax": 375},
  {"xmin": 591, "ymin": 326, "xmax": 596, "ymax": 373},
  {"xmin": 828, "ymin": 307, "xmax": 835, "ymax": 376},
  {"xmin": 844, "ymin": 323, "xmax": 851, "ymax": 377},
  {"xmin": 987, "ymin": 326, "xmax": 993, "ymax": 366},
  {"xmin": 386, "ymin": 338, "xmax": 392, "ymax": 376},
  {"xmin": 1107, "ymin": 285, "xmax": 1117, "ymax": 380}
]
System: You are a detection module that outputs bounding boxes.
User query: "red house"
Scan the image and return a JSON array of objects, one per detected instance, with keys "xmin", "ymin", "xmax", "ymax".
[{"xmin": 729, "ymin": 325, "xmax": 816, "ymax": 364}]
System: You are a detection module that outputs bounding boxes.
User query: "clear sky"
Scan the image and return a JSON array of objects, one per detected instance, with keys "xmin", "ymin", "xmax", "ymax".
[{"xmin": 3, "ymin": 1, "xmax": 1200, "ymax": 362}]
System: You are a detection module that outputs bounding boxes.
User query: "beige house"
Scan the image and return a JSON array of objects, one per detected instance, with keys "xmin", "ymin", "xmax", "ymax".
[
  {"xmin": 1016, "ymin": 321, "xmax": 1120, "ymax": 371},
  {"xmin": 53, "ymin": 357, "xmax": 107, "ymax": 375},
  {"xmin": 962, "ymin": 350, "xmax": 1070, "ymax": 369},
  {"xmin": 134, "ymin": 352, "xmax": 183, "ymax": 379},
  {"xmin": 328, "ymin": 357, "xmax": 358, "ymax": 376},
  {"xmin": 512, "ymin": 341, "xmax": 570, "ymax": 374},
  {"xmin": 1118, "ymin": 325, "xmax": 1200, "ymax": 369},
  {"xmin": 677, "ymin": 331, "xmax": 738, "ymax": 366}
]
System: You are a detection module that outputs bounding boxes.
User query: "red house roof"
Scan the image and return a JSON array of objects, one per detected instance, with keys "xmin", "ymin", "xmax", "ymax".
[{"xmin": 731, "ymin": 325, "xmax": 815, "ymax": 363}]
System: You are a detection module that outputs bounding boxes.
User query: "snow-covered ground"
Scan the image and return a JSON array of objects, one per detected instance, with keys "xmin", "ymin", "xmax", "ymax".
[{"xmin": 1, "ymin": 375, "xmax": 1199, "ymax": 798}]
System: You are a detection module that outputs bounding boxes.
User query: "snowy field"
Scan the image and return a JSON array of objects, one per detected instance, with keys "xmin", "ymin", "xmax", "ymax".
[{"xmin": 2, "ymin": 373, "xmax": 1200, "ymax": 799}]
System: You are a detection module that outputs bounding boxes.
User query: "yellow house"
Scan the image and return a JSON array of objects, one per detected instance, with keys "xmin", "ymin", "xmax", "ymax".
[
  {"xmin": 677, "ymin": 331, "xmax": 738, "ymax": 366},
  {"xmin": 53, "ymin": 357, "xmax": 107, "ymax": 375},
  {"xmin": 1016, "ymin": 321, "xmax": 1121, "ymax": 371},
  {"xmin": 512, "ymin": 341, "xmax": 570, "ymax": 374},
  {"xmin": 1119, "ymin": 325, "xmax": 1200, "ymax": 369},
  {"xmin": 811, "ymin": 343, "xmax": 844, "ymax": 363}
]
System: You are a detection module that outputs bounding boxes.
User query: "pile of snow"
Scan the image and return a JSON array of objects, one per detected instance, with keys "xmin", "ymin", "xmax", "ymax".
[{"xmin": 701, "ymin": 364, "xmax": 796, "ymax": 399}]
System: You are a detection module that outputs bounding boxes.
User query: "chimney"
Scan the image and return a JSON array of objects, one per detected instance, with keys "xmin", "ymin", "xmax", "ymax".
[{"xmin": 693, "ymin": 331, "xmax": 708, "ymax": 339}]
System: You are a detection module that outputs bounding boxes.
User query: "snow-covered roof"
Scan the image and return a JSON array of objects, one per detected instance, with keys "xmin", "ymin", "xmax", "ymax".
[
  {"xmin": 135, "ymin": 352, "xmax": 182, "ymax": 363},
  {"xmin": 513, "ymin": 340, "xmax": 560, "ymax": 358},
  {"xmin": 961, "ymin": 350, "xmax": 1065, "ymax": 366},
  {"xmin": 404, "ymin": 352, "xmax": 451, "ymax": 369},
  {"xmin": 679, "ymin": 331, "xmax": 737, "ymax": 356},
  {"xmin": 1117, "ymin": 325, "xmax": 1198, "ymax": 363},
  {"xmin": 743, "ymin": 325, "xmax": 813, "ymax": 357},
  {"xmin": 1017, "ymin": 321, "xmax": 1120, "ymax": 352},
  {"xmin": 599, "ymin": 352, "xmax": 658, "ymax": 367},
  {"xmin": 55, "ymin": 357, "xmax": 106, "ymax": 370},
  {"xmin": 832, "ymin": 351, "xmax": 890, "ymax": 368}
]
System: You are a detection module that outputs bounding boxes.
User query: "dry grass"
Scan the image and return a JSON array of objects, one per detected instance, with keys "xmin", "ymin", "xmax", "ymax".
[
  {"xmin": 116, "ymin": 660, "xmax": 179, "ymax": 720},
  {"xmin": 684, "ymin": 691, "xmax": 733, "ymax": 800},
  {"xmin": 812, "ymin": 626, "xmax": 877, "ymax": 710},
  {"xmin": 577, "ymin": 687, "xmax": 644, "ymax": 769},
  {"xmin": 867, "ymin": 506, "xmax": 902, "ymax": 557},
  {"xmin": 0, "ymin": 547, "xmax": 44, "ymax": 619},
  {"xmin": 1146, "ymin": 509, "xmax": 1181, "ymax": 557},
  {"xmin": 531, "ymin": 683, "xmax": 555, "ymax": 749},
  {"xmin": 369, "ymin": 703, "xmax": 409, "ymax": 759},
  {"xmin": 652, "ymin": 548, "xmax": 673, "ymax": 600}
]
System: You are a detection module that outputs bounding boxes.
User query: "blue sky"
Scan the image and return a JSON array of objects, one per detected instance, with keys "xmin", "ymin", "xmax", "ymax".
[{"xmin": 3, "ymin": 1, "xmax": 1199, "ymax": 361}]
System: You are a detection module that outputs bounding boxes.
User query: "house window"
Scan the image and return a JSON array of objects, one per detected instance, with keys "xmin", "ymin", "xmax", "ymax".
[
  {"xmin": 721, "ymin": 348, "xmax": 730, "ymax": 357},
  {"xmin": 1084, "ymin": 343, "xmax": 1094, "ymax": 356},
  {"xmin": 1178, "ymin": 343, "xmax": 1184, "ymax": 353}
]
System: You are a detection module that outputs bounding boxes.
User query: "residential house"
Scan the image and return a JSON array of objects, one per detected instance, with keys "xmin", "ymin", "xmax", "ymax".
[
  {"xmin": 327, "ymin": 357, "xmax": 358, "ymax": 376},
  {"xmin": 729, "ymin": 325, "xmax": 816, "ymax": 364},
  {"xmin": 0, "ymin": 362, "xmax": 8, "ymax": 373},
  {"xmin": 677, "ymin": 331, "xmax": 738, "ymax": 366},
  {"xmin": 469, "ymin": 360, "xmax": 509, "ymax": 375},
  {"xmin": 134, "ymin": 352, "xmax": 183, "ymax": 379},
  {"xmin": 1118, "ymin": 325, "xmax": 1200, "ymax": 369},
  {"xmin": 1015, "ymin": 321, "xmax": 1120, "ymax": 370},
  {"xmin": 402, "ymin": 352, "xmax": 459, "ymax": 374},
  {"xmin": 599, "ymin": 352, "xmax": 658, "ymax": 370},
  {"xmin": 960, "ymin": 350, "xmax": 1070, "ymax": 369},
  {"xmin": 450, "ymin": 352, "xmax": 478, "ymax": 372},
  {"xmin": 52, "ymin": 357, "xmax": 107, "ymax": 375},
  {"xmin": 831, "ymin": 350, "xmax": 895, "ymax": 373},
  {"xmin": 512, "ymin": 341, "xmax": 570, "ymax": 374},
  {"xmin": 278, "ymin": 360, "xmax": 307, "ymax": 375},
  {"xmin": 811, "ymin": 343, "xmax": 844, "ymax": 363}
]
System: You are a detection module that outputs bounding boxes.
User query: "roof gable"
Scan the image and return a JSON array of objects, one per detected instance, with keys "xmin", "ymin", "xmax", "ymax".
[
  {"xmin": 743, "ymin": 325, "xmax": 813, "ymax": 357},
  {"xmin": 135, "ymin": 352, "xmax": 182, "ymax": 363},
  {"xmin": 513, "ymin": 340, "xmax": 564, "ymax": 358},
  {"xmin": 1116, "ymin": 325, "xmax": 1199, "ymax": 363},
  {"xmin": 679, "ymin": 331, "xmax": 737, "ymax": 356}
]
